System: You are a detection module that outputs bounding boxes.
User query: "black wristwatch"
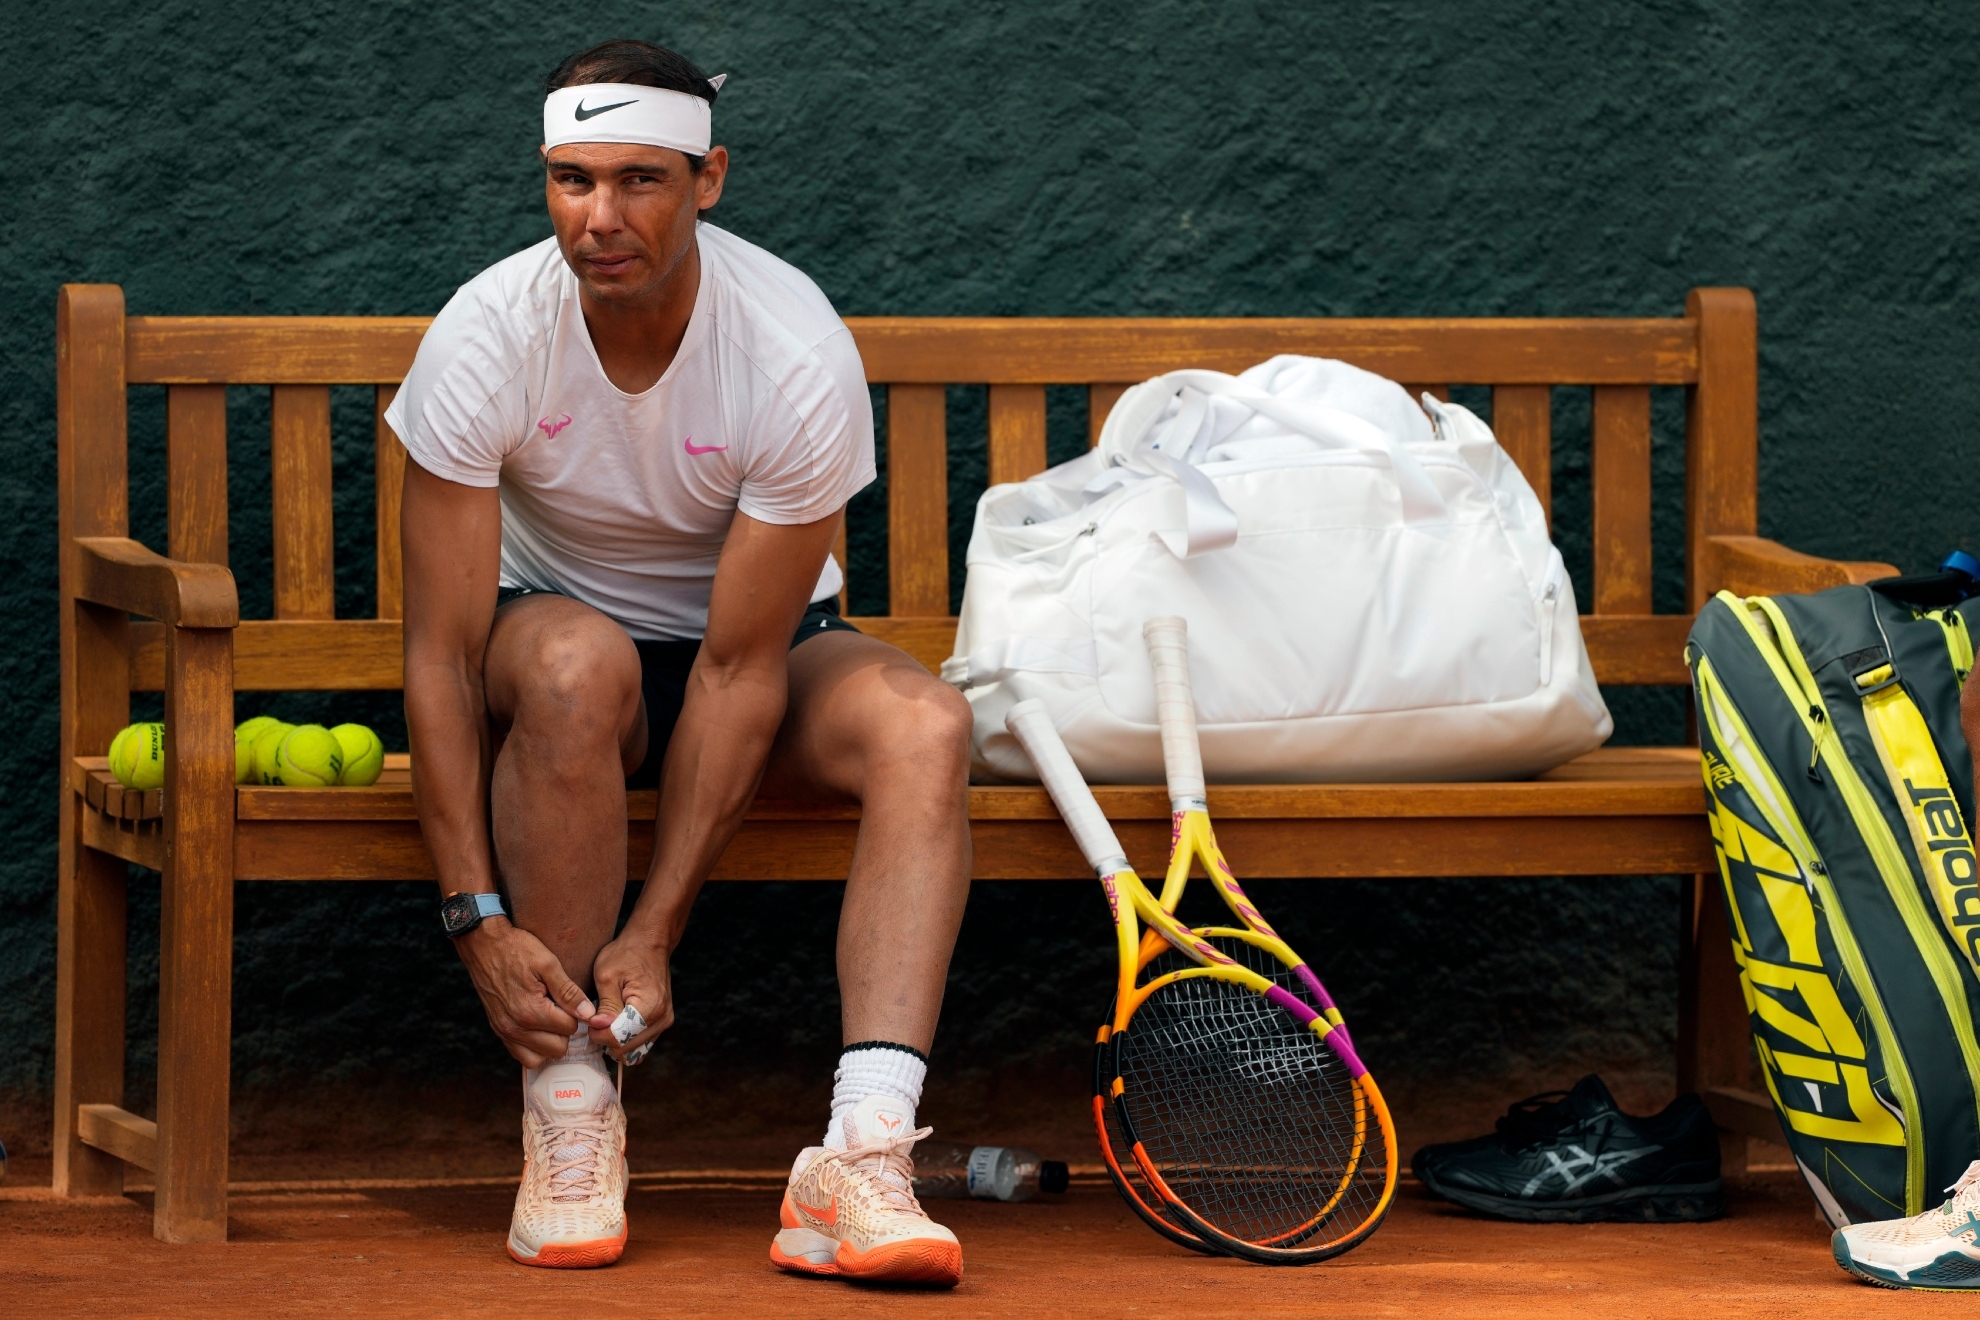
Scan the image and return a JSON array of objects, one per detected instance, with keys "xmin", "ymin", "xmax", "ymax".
[{"xmin": 440, "ymin": 891, "xmax": 508, "ymax": 938}]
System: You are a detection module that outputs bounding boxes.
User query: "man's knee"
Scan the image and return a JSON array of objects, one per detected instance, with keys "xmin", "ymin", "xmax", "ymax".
[
  {"xmin": 510, "ymin": 624, "xmax": 640, "ymax": 739},
  {"xmin": 871, "ymin": 669, "xmax": 972, "ymax": 774}
]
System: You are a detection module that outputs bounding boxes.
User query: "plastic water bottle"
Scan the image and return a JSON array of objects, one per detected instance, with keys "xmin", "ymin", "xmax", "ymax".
[{"xmin": 912, "ymin": 1141, "xmax": 1069, "ymax": 1201}]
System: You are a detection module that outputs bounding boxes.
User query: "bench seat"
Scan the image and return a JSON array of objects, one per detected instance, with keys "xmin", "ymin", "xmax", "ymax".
[{"xmin": 75, "ymin": 747, "xmax": 1713, "ymax": 881}]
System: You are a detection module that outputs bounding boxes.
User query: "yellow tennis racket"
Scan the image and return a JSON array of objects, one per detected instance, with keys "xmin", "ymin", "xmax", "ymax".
[{"xmin": 1007, "ymin": 619, "xmax": 1397, "ymax": 1264}]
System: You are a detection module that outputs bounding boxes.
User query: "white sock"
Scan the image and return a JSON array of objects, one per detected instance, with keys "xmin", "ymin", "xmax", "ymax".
[
  {"xmin": 525, "ymin": 1022, "xmax": 607, "ymax": 1088},
  {"xmin": 824, "ymin": 1043, "xmax": 927, "ymax": 1150}
]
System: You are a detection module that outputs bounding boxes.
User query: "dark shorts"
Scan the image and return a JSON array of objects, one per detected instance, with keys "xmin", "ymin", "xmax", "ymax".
[{"xmin": 494, "ymin": 586, "xmax": 860, "ymax": 787}]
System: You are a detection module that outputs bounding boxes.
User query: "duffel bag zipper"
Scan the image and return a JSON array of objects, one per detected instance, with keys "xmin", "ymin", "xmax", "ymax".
[{"xmin": 1538, "ymin": 581, "xmax": 1557, "ymax": 687}]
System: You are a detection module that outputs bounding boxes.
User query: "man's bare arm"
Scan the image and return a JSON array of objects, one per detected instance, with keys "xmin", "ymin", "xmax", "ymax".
[
  {"xmin": 401, "ymin": 461, "xmax": 503, "ymax": 898},
  {"xmin": 590, "ymin": 509, "xmax": 840, "ymax": 1041},
  {"xmin": 401, "ymin": 458, "xmax": 601, "ymax": 1065}
]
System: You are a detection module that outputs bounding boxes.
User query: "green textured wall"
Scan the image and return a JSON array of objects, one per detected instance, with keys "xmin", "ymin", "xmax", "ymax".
[{"xmin": 3, "ymin": 1, "xmax": 1976, "ymax": 1112}]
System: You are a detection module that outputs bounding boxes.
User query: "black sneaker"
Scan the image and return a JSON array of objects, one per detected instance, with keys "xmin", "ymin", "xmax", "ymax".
[{"xmin": 1412, "ymin": 1074, "xmax": 1724, "ymax": 1222}]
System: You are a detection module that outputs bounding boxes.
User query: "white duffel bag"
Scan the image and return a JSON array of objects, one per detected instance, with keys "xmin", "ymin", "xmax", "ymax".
[{"xmin": 943, "ymin": 355, "xmax": 1612, "ymax": 784}]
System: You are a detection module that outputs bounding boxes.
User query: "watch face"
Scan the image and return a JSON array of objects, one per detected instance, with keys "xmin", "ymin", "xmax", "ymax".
[{"xmin": 441, "ymin": 893, "xmax": 477, "ymax": 934}]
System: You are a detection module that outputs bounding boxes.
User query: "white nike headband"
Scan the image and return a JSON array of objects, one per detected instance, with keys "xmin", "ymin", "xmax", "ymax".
[{"xmin": 543, "ymin": 76, "xmax": 728, "ymax": 155}]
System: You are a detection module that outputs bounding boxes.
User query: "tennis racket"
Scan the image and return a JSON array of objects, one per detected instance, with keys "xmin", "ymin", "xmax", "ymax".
[{"xmin": 1007, "ymin": 624, "xmax": 1396, "ymax": 1264}]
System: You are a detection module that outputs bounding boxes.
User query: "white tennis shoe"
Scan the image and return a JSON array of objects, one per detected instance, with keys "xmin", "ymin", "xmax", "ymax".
[
  {"xmin": 771, "ymin": 1094, "xmax": 963, "ymax": 1286},
  {"xmin": 1834, "ymin": 1160, "xmax": 1980, "ymax": 1289},
  {"xmin": 507, "ymin": 1054, "xmax": 628, "ymax": 1268}
]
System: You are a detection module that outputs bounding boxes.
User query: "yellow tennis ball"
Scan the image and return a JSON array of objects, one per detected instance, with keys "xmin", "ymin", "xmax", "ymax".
[
  {"xmin": 235, "ymin": 715, "xmax": 280, "ymax": 784},
  {"xmin": 330, "ymin": 723, "xmax": 384, "ymax": 787},
  {"xmin": 252, "ymin": 722, "xmax": 296, "ymax": 785},
  {"xmin": 107, "ymin": 725, "xmax": 134, "ymax": 779},
  {"xmin": 235, "ymin": 715, "xmax": 279, "ymax": 745},
  {"xmin": 115, "ymin": 722, "xmax": 166, "ymax": 791},
  {"xmin": 276, "ymin": 724, "xmax": 343, "ymax": 787}
]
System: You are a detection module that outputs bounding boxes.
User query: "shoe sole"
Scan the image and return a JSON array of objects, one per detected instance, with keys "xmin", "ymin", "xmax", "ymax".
[
  {"xmin": 771, "ymin": 1227, "xmax": 963, "ymax": 1286},
  {"xmin": 507, "ymin": 1223, "xmax": 628, "ymax": 1269},
  {"xmin": 1834, "ymin": 1236, "xmax": 1980, "ymax": 1291},
  {"xmin": 1421, "ymin": 1172, "xmax": 1725, "ymax": 1223}
]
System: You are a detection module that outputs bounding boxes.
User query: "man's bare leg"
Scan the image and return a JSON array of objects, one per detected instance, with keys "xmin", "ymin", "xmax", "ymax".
[
  {"xmin": 763, "ymin": 631, "xmax": 973, "ymax": 1285},
  {"xmin": 763, "ymin": 631, "xmax": 974, "ymax": 1052},
  {"xmin": 482, "ymin": 594, "xmax": 650, "ymax": 993}
]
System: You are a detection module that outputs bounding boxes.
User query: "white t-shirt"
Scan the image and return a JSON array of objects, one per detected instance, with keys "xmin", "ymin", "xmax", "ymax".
[{"xmin": 386, "ymin": 222, "xmax": 875, "ymax": 640}]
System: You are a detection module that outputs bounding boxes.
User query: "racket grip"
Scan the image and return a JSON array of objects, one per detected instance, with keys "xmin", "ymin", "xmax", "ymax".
[
  {"xmin": 1142, "ymin": 617, "xmax": 1206, "ymax": 808},
  {"xmin": 1006, "ymin": 699, "xmax": 1131, "ymax": 876}
]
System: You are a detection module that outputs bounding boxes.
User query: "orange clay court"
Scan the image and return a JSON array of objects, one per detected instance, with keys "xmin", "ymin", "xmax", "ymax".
[
  {"xmin": 0, "ymin": 1084, "xmax": 1898, "ymax": 1317},
  {"xmin": 0, "ymin": 1165, "xmax": 1899, "ymax": 1317}
]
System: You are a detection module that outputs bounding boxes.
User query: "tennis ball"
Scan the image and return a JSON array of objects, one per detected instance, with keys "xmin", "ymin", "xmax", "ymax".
[
  {"xmin": 330, "ymin": 723, "xmax": 384, "ymax": 787},
  {"xmin": 251, "ymin": 722, "xmax": 296, "ymax": 785},
  {"xmin": 113, "ymin": 722, "xmax": 166, "ymax": 790},
  {"xmin": 107, "ymin": 724, "xmax": 134, "ymax": 778},
  {"xmin": 234, "ymin": 715, "xmax": 280, "ymax": 745},
  {"xmin": 234, "ymin": 716, "xmax": 280, "ymax": 785},
  {"xmin": 275, "ymin": 724, "xmax": 343, "ymax": 787}
]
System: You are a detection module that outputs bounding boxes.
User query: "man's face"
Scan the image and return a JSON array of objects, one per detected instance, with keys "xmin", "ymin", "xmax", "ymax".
[{"xmin": 542, "ymin": 140, "xmax": 728, "ymax": 305}]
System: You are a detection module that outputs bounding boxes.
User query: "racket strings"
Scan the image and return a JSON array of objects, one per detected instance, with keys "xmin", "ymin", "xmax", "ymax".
[{"xmin": 1117, "ymin": 938, "xmax": 1387, "ymax": 1250}]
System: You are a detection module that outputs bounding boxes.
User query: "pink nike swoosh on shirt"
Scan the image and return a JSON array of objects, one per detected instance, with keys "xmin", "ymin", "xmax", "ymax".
[{"xmin": 683, "ymin": 436, "xmax": 728, "ymax": 456}]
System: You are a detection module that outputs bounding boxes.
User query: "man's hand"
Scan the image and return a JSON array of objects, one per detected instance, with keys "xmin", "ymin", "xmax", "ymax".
[
  {"xmin": 454, "ymin": 918, "xmax": 611, "ymax": 1068},
  {"xmin": 591, "ymin": 928, "xmax": 676, "ymax": 1060}
]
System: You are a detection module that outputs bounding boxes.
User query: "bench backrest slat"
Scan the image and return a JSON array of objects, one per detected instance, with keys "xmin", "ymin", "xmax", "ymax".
[
  {"xmin": 1088, "ymin": 384, "xmax": 1129, "ymax": 446},
  {"xmin": 125, "ymin": 317, "xmax": 430, "ymax": 385},
  {"xmin": 1684, "ymin": 288, "xmax": 1759, "ymax": 607},
  {"xmin": 167, "ymin": 384, "xmax": 228, "ymax": 566},
  {"xmin": 1592, "ymin": 385, "xmax": 1654, "ymax": 615},
  {"xmin": 850, "ymin": 317, "xmax": 1701, "ymax": 385},
  {"xmin": 269, "ymin": 385, "xmax": 337, "ymax": 619},
  {"xmin": 374, "ymin": 388, "xmax": 406, "ymax": 622},
  {"xmin": 886, "ymin": 383, "xmax": 950, "ymax": 618},
  {"xmin": 73, "ymin": 296, "xmax": 1754, "ymax": 695},
  {"xmin": 1490, "ymin": 384, "xmax": 1553, "ymax": 523},
  {"xmin": 987, "ymin": 384, "xmax": 1048, "ymax": 487}
]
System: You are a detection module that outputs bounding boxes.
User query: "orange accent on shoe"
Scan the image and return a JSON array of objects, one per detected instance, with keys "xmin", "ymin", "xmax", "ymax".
[
  {"xmin": 792, "ymin": 1194, "xmax": 839, "ymax": 1227},
  {"xmin": 507, "ymin": 1220, "xmax": 628, "ymax": 1269},
  {"xmin": 836, "ymin": 1234, "xmax": 964, "ymax": 1286}
]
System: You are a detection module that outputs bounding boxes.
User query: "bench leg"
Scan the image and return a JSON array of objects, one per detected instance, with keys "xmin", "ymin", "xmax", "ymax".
[
  {"xmin": 153, "ymin": 626, "xmax": 235, "ymax": 1243},
  {"xmin": 1679, "ymin": 871, "xmax": 1753, "ymax": 1174},
  {"xmin": 53, "ymin": 811, "xmax": 127, "ymax": 1197}
]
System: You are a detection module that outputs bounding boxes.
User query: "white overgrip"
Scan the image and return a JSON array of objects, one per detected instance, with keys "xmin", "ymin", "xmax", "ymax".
[
  {"xmin": 1142, "ymin": 617, "xmax": 1206, "ymax": 809},
  {"xmin": 1005, "ymin": 700, "xmax": 1131, "ymax": 876}
]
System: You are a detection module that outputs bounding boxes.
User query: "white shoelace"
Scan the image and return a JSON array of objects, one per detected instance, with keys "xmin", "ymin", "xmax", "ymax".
[
  {"xmin": 827, "ymin": 1125, "xmax": 934, "ymax": 1214},
  {"xmin": 539, "ymin": 1113, "xmax": 613, "ymax": 1203},
  {"xmin": 1938, "ymin": 1159, "xmax": 1980, "ymax": 1218}
]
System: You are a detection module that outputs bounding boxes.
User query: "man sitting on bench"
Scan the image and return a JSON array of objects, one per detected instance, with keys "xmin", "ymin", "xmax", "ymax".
[{"xmin": 388, "ymin": 38, "xmax": 972, "ymax": 1284}]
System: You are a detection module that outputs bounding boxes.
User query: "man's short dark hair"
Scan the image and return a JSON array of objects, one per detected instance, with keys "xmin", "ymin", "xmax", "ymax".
[{"xmin": 546, "ymin": 39, "xmax": 720, "ymax": 171}]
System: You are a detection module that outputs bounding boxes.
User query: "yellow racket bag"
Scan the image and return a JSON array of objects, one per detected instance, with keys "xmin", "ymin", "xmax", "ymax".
[{"xmin": 1687, "ymin": 578, "xmax": 1980, "ymax": 1227}]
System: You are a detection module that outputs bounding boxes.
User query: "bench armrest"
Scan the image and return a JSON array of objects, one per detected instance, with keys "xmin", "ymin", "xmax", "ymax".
[
  {"xmin": 1703, "ymin": 535, "xmax": 1897, "ymax": 600},
  {"xmin": 72, "ymin": 537, "xmax": 238, "ymax": 628}
]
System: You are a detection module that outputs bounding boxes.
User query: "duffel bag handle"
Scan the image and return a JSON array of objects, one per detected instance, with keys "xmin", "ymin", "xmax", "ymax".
[{"xmin": 1096, "ymin": 369, "xmax": 1449, "ymax": 557}]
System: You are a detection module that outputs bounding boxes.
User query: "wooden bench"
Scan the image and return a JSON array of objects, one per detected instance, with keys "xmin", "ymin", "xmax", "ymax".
[{"xmin": 54, "ymin": 282, "xmax": 1897, "ymax": 1242}]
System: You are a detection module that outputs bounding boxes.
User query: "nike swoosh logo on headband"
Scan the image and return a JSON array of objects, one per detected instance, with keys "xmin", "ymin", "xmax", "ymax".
[{"xmin": 574, "ymin": 98, "xmax": 637, "ymax": 121}]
